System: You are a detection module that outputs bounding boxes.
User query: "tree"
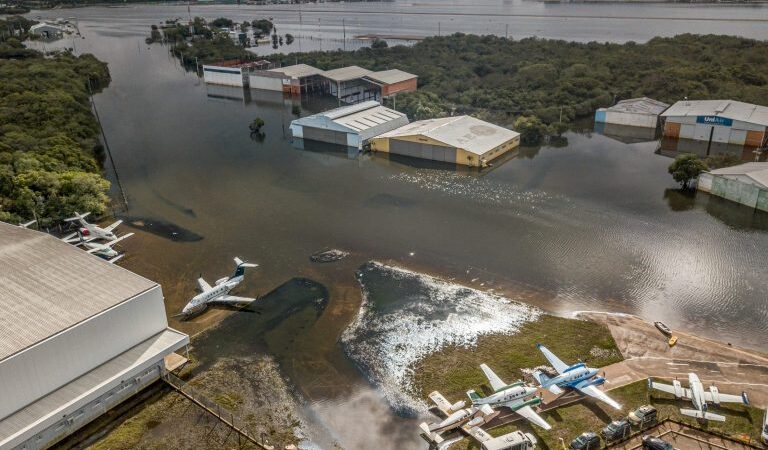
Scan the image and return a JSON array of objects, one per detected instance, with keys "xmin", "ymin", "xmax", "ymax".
[
  {"xmin": 291, "ymin": 104, "xmax": 301, "ymax": 116},
  {"xmin": 249, "ymin": 117, "xmax": 265, "ymax": 132},
  {"xmin": 668, "ymin": 154, "xmax": 707, "ymax": 189},
  {"xmin": 251, "ymin": 19, "xmax": 273, "ymax": 36},
  {"xmin": 513, "ymin": 116, "xmax": 548, "ymax": 145},
  {"xmin": 371, "ymin": 39, "xmax": 388, "ymax": 49},
  {"xmin": 210, "ymin": 17, "xmax": 234, "ymax": 29},
  {"xmin": 285, "ymin": 33, "xmax": 294, "ymax": 45}
]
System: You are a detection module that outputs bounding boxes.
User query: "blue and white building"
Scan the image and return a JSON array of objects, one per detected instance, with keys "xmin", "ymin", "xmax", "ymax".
[{"xmin": 661, "ymin": 99, "xmax": 768, "ymax": 147}]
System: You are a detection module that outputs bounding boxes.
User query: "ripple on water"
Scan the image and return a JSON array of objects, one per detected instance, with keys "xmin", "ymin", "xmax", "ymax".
[{"xmin": 341, "ymin": 262, "xmax": 540, "ymax": 414}]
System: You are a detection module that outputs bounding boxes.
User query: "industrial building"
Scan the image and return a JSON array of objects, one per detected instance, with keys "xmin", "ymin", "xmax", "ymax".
[
  {"xmin": 0, "ymin": 222, "xmax": 189, "ymax": 450},
  {"xmin": 697, "ymin": 162, "xmax": 768, "ymax": 212},
  {"xmin": 202, "ymin": 60, "xmax": 273, "ymax": 87},
  {"xmin": 594, "ymin": 97, "xmax": 669, "ymax": 128},
  {"xmin": 29, "ymin": 23, "xmax": 65, "ymax": 40},
  {"xmin": 248, "ymin": 63, "xmax": 326, "ymax": 95},
  {"xmin": 371, "ymin": 116, "xmax": 520, "ymax": 167},
  {"xmin": 290, "ymin": 100, "xmax": 409, "ymax": 149},
  {"xmin": 321, "ymin": 66, "xmax": 418, "ymax": 103},
  {"xmin": 361, "ymin": 69, "xmax": 418, "ymax": 100},
  {"xmin": 661, "ymin": 100, "xmax": 768, "ymax": 147}
]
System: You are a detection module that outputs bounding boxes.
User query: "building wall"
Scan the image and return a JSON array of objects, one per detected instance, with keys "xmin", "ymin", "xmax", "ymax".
[
  {"xmin": 663, "ymin": 115, "xmax": 767, "ymax": 146},
  {"xmin": 603, "ymin": 111, "xmax": 659, "ymax": 128},
  {"xmin": 708, "ymin": 176, "xmax": 768, "ymax": 211},
  {"xmin": 248, "ymin": 73, "xmax": 284, "ymax": 91},
  {"xmin": 372, "ymin": 134, "xmax": 519, "ymax": 167},
  {"xmin": 476, "ymin": 135, "xmax": 520, "ymax": 167},
  {"xmin": 381, "ymin": 78, "xmax": 417, "ymax": 97},
  {"xmin": 203, "ymin": 66, "xmax": 246, "ymax": 87},
  {"xmin": 0, "ymin": 286, "xmax": 168, "ymax": 420}
]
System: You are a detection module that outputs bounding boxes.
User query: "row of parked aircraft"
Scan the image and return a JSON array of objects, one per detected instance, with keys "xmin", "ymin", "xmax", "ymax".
[
  {"xmin": 19, "ymin": 212, "xmax": 132, "ymax": 263},
  {"xmin": 420, "ymin": 344, "xmax": 622, "ymax": 448}
]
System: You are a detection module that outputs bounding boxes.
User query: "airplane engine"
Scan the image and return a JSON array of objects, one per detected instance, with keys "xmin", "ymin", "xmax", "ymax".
[
  {"xmin": 450, "ymin": 401, "xmax": 466, "ymax": 412},
  {"xmin": 589, "ymin": 376, "xmax": 606, "ymax": 386},
  {"xmin": 466, "ymin": 416, "xmax": 485, "ymax": 427},
  {"xmin": 672, "ymin": 379, "xmax": 683, "ymax": 398},
  {"xmin": 80, "ymin": 228, "xmax": 90, "ymax": 236},
  {"xmin": 709, "ymin": 385, "xmax": 720, "ymax": 405},
  {"xmin": 215, "ymin": 277, "xmax": 229, "ymax": 285}
]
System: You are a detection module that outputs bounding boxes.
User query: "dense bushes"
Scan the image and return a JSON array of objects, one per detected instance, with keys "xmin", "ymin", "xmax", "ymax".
[
  {"xmin": 0, "ymin": 51, "xmax": 112, "ymax": 225},
  {"xmin": 270, "ymin": 33, "xmax": 768, "ymax": 137}
]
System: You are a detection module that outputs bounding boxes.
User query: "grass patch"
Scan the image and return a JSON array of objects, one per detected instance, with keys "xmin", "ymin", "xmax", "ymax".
[{"xmin": 411, "ymin": 314, "xmax": 622, "ymax": 402}]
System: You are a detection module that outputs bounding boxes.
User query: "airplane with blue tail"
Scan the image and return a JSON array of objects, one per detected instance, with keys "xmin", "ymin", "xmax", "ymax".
[{"xmin": 533, "ymin": 344, "xmax": 621, "ymax": 410}]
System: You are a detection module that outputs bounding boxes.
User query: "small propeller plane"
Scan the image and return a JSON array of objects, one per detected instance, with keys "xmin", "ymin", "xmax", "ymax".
[
  {"xmin": 533, "ymin": 344, "xmax": 621, "ymax": 410},
  {"xmin": 648, "ymin": 372, "xmax": 749, "ymax": 422},
  {"xmin": 420, "ymin": 390, "xmax": 499, "ymax": 440},
  {"xmin": 62, "ymin": 212, "xmax": 122, "ymax": 243},
  {"xmin": 467, "ymin": 363, "xmax": 551, "ymax": 430},
  {"xmin": 177, "ymin": 257, "xmax": 258, "ymax": 318},
  {"xmin": 80, "ymin": 232, "xmax": 134, "ymax": 263}
]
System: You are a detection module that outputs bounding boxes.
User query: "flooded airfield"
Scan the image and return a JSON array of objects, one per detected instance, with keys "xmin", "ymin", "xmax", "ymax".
[{"xmin": 27, "ymin": 5, "xmax": 768, "ymax": 448}]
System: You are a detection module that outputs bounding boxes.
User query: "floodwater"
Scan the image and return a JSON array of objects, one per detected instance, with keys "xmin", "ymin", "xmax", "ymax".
[{"xmin": 26, "ymin": 4, "xmax": 768, "ymax": 449}]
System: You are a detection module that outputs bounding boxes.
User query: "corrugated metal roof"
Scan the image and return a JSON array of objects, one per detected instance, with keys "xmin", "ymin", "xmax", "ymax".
[
  {"xmin": 661, "ymin": 100, "xmax": 768, "ymax": 126},
  {"xmin": 268, "ymin": 63, "xmax": 325, "ymax": 78},
  {"xmin": 709, "ymin": 162, "xmax": 768, "ymax": 188},
  {"xmin": 377, "ymin": 116, "xmax": 520, "ymax": 155},
  {"xmin": 322, "ymin": 65, "xmax": 372, "ymax": 82},
  {"xmin": 600, "ymin": 97, "xmax": 669, "ymax": 115},
  {"xmin": 0, "ymin": 222, "xmax": 157, "ymax": 362},
  {"xmin": 0, "ymin": 328, "xmax": 188, "ymax": 446},
  {"xmin": 363, "ymin": 69, "xmax": 417, "ymax": 85},
  {"xmin": 334, "ymin": 105, "xmax": 407, "ymax": 132}
]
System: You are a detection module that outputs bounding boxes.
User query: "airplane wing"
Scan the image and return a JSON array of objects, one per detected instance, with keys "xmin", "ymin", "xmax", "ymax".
[
  {"xmin": 578, "ymin": 384, "xmax": 622, "ymax": 410},
  {"xmin": 107, "ymin": 254, "xmax": 124, "ymax": 264},
  {"xmin": 86, "ymin": 247, "xmax": 102, "ymax": 254},
  {"xmin": 61, "ymin": 232, "xmax": 79, "ymax": 243},
  {"xmin": 480, "ymin": 364, "xmax": 507, "ymax": 392},
  {"xmin": 536, "ymin": 344, "xmax": 569, "ymax": 374},
  {"xmin": 196, "ymin": 277, "xmax": 212, "ymax": 292},
  {"xmin": 703, "ymin": 391, "xmax": 749, "ymax": 405},
  {"xmin": 104, "ymin": 219, "xmax": 123, "ymax": 232},
  {"xmin": 681, "ymin": 409, "xmax": 725, "ymax": 421},
  {"xmin": 209, "ymin": 295, "xmax": 255, "ymax": 304},
  {"xmin": 514, "ymin": 405, "xmax": 552, "ymax": 430},
  {"xmin": 462, "ymin": 425, "xmax": 493, "ymax": 443},
  {"xmin": 106, "ymin": 232, "xmax": 134, "ymax": 246},
  {"xmin": 649, "ymin": 379, "xmax": 691, "ymax": 399},
  {"xmin": 428, "ymin": 391, "xmax": 456, "ymax": 416}
]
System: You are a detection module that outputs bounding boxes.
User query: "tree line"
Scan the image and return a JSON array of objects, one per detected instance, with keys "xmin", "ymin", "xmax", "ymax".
[{"xmin": 0, "ymin": 16, "xmax": 112, "ymax": 225}]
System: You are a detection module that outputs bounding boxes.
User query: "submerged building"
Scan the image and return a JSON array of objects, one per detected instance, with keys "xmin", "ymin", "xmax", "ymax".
[
  {"xmin": 661, "ymin": 100, "xmax": 768, "ymax": 147},
  {"xmin": 370, "ymin": 116, "xmax": 520, "ymax": 167},
  {"xmin": 594, "ymin": 97, "xmax": 669, "ymax": 129},
  {"xmin": 289, "ymin": 100, "xmax": 409, "ymax": 149},
  {"xmin": 697, "ymin": 162, "xmax": 768, "ymax": 212},
  {"xmin": 0, "ymin": 222, "xmax": 189, "ymax": 450}
]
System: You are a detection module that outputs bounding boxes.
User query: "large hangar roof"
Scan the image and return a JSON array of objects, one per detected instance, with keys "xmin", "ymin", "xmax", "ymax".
[
  {"xmin": 363, "ymin": 69, "xmax": 417, "ymax": 85},
  {"xmin": 322, "ymin": 65, "xmax": 372, "ymax": 82},
  {"xmin": 293, "ymin": 101, "xmax": 408, "ymax": 139},
  {"xmin": 377, "ymin": 116, "xmax": 520, "ymax": 155},
  {"xmin": 602, "ymin": 97, "xmax": 669, "ymax": 115},
  {"xmin": 661, "ymin": 100, "xmax": 768, "ymax": 126},
  {"xmin": 268, "ymin": 63, "xmax": 325, "ymax": 78},
  {"xmin": 708, "ymin": 162, "xmax": 768, "ymax": 189},
  {"xmin": 0, "ymin": 222, "xmax": 157, "ymax": 361}
]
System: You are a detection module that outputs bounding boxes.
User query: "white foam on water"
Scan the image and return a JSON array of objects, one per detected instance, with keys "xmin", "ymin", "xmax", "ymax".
[{"xmin": 341, "ymin": 262, "xmax": 541, "ymax": 413}]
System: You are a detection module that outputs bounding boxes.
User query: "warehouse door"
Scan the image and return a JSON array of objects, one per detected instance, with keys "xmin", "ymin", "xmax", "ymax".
[
  {"xmin": 694, "ymin": 124, "xmax": 713, "ymax": 141},
  {"xmin": 303, "ymin": 127, "xmax": 350, "ymax": 146},
  {"xmin": 679, "ymin": 124, "xmax": 696, "ymax": 140},
  {"xmin": 390, "ymin": 140, "xmax": 457, "ymax": 163},
  {"xmin": 712, "ymin": 126, "xmax": 731, "ymax": 143}
]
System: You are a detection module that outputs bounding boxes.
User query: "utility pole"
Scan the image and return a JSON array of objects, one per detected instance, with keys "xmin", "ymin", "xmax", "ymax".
[
  {"xmin": 438, "ymin": 21, "xmax": 441, "ymax": 37},
  {"xmin": 505, "ymin": 23, "xmax": 508, "ymax": 39},
  {"xmin": 342, "ymin": 18, "xmax": 346, "ymax": 51}
]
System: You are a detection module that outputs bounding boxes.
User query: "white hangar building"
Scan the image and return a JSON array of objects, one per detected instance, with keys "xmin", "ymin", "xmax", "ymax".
[
  {"xmin": 290, "ymin": 100, "xmax": 409, "ymax": 149},
  {"xmin": 0, "ymin": 222, "xmax": 189, "ymax": 450},
  {"xmin": 661, "ymin": 99, "xmax": 768, "ymax": 147}
]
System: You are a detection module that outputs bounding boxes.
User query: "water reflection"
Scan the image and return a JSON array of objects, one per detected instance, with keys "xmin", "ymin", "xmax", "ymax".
[
  {"xmin": 594, "ymin": 122, "xmax": 660, "ymax": 144},
  {"xmin": 657, "ymin": 136, "xmax": 766, "ymax": 162}
]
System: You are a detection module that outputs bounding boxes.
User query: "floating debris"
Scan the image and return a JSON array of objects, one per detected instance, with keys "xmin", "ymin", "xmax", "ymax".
[{"xmin": 310, "ymin": 249, "xmax": 348, "ymax": 263}]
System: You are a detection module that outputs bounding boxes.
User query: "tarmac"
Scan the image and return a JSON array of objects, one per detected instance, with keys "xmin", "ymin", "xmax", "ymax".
[{"xmin": 606, "ymin": 420, "xmax": 763, "ymax": 449}]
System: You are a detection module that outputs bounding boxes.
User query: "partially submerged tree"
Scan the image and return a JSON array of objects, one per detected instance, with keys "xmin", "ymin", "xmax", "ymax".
[
  {"xmin": 668, "ymin": 154, "xmax": 707, "ymax": 189},
  {"xmin": 249, "ymin": 117, "xmax": 265, "ymax": 132}
]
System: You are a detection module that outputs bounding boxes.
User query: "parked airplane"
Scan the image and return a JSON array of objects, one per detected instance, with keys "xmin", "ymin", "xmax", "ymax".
[
  {"xmin": 420, "ymin": 390, "xmax": 499, "ymax": 438},
  {"xmin": 467, "ymin": 363, "xmax": 551, "ymax": 430},
  {"xmin": 178, "ymin": 257, "xmax": 258, "ymax": 318},
  {"xmin": 62, "ymin": 212, "xmax": 122, "ymax": 243},
  {"xmin": 648, "ymin": 373, "xmax": 749, "ymax": 422},
  {"xmin": 81, "ymin": 232, "xmax": 134, "ymax": 263},
  {"xmin": 533, "ymin": 344, "xmax": 622, "ymax": 410}
]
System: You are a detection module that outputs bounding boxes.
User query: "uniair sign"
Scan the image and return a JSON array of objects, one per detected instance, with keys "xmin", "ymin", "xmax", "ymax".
[{"xmin": 696, "ymin": 116, "xmax": 733, "ymax": 127}]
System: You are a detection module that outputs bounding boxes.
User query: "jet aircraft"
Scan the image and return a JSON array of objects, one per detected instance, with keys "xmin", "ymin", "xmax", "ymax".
[
  {"xmin": 178, "ymin": 257, "xmax": 258, "ymax": 318},
  {"xmin": 533, "ymin": 344, "xmax": 621, "ymax": 410},
  {"xmin": 62, "ymin": 212, "xmax": 122, "ymax": 243},
  {"xmin": 467, "ymin": 363, "xmax": 551, "ymax": 430},
  {"xmin": 648, "ymin": 372, "xmax": 748, "ymax": 421}
]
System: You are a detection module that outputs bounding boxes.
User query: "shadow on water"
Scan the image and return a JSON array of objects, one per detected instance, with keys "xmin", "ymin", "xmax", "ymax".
[
  {"xmin": 663, "ymin": 188, "xmax": 768, "ymax": 231},
  {"xmin": 121, "ymin": 216, "xmax": 204, "ymax": 241},
  {"xmin": 191, "ymin": 277, "xmax": 329, "ymax": 375}
]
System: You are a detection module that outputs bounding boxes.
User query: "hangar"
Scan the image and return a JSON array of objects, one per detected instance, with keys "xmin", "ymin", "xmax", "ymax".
[
  {"xmin": 370, "ymin": 116, "xmax": 520, "ymax": 167},
  {"xmin": 661, "ymin": 100, "xmax": 768, "ymax": 147},
  {"xmin": 594, "ymin": 97, "xmax": 669, "ymax": 129},
  {"xmin": 290, "ymin": 101, "xmax": 409, "ymax": 149},
  {"xmin": 0, "ymin": 222, "xmax": 189, "ymax": 450}
]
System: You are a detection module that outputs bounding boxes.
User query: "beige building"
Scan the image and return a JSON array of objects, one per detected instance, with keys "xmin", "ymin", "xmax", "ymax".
[{"xmin": 371, "ymin": 116, "xmax": 520, "ymax": 167}]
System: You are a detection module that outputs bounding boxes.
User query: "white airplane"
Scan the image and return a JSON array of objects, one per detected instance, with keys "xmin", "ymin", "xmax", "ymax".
[
  {"xmin": 533, "ymin": 344, "xmax": 622, "ymax": 410},
  {"xmin": 467, "ymin": 363, "xmax": 551, "ymax": 430},
  {"xmin": 648, "ymin": 373, "xmax": 749, "ymax": 422},
  {"xmin": 178, "ymin": 257, "xmax": 258, "ymax": 318},
  {"xmin": 420, "ymin": 390, "xmax": 499, "ymax": 439},
  {"xmin": 81, "ymin": 232, "xmax": 134, "ymax": 263},
  {"xmin": 62, "ymin": 212, "xmax": 122, "ymax": 243}
]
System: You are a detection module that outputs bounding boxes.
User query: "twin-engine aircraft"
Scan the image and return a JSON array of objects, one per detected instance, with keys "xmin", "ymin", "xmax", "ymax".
[
  {"xmin": 648, "ymin": 372, "xmax": 749, "ymax": 421},
  {"xmin": 62, "ymin": 212, "xmax": 123, "ymax": 243}
]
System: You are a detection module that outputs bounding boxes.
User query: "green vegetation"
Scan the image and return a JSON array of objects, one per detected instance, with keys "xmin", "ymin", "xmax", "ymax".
[
  {"xmin": 0, "ymin": 15, "xmax": 39, "ymax": 58},
  {"xmin": 0, "ymin": 41, "xmax": 112, "ymax": 225},
  {"xmin": 668, "ymin": 153, "xmax": 708, "ymax": 189},
  {"xmin": 452, "ymin": 380, "xmax": 765, "ymax": 450},
  {"xmin": 411, "ymin": 315, "xmax": 622, "ymax": 402},
  {"xmin": 249, "ymin": 117, "xmax": 265, "ymax": 132},
  {"xmin": 0, "ymin": 4, "xmax": 30, "ymax": 14},
  {"xmin": 271, "ymin": 33, "xmax": 768, "ymax": 142}
]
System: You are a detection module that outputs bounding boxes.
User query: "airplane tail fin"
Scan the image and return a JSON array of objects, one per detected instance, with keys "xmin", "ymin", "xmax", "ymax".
[
  {"xmin": 466, "ymin": 390, "xmax": 483, "ymax": 404},
  {"xmin": 232, "ymin": 257, "xmax": 258, "ymax": 278},
  {"xmin": 680, "ymin": 408, "xmax": 725, "ymax": 422},
  {"xmin": 533, "ymin": 370, "xmax": 563, "ymax": 394}
]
